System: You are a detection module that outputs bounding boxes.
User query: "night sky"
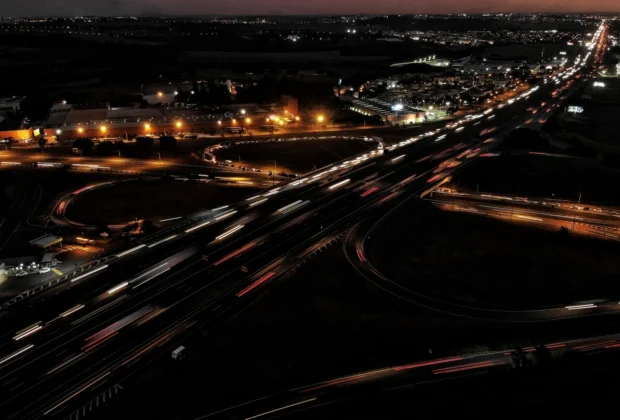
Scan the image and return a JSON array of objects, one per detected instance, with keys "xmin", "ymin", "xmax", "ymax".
[{"xmin": 1, "ymin": 0, "xmax": 619, "ymax": 16}]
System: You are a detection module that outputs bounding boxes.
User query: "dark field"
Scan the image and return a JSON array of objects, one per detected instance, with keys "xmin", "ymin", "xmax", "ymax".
[
  {"xmin": 453, "ymin": 154, "xmax": 620, "ymax": 203},
  {"xmin": 367, "ymin": 200, "xmax": 620, "ymax": 309},
  {"xmin": 65, "ymin": 178, "xmax": 260, "ymax": 225},
  {"xmin": 90, "ymin": 234, "xmax": 620, "ymax": 420},
  {"xmin": 214, "ymin": 138, "xmax": 374, "ymax": 174}
]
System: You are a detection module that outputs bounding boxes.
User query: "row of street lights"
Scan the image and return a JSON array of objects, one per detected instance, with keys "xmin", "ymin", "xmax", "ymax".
[{"xmin": 67, "ymin": 114, "xmax": 325, "ymax": 136}]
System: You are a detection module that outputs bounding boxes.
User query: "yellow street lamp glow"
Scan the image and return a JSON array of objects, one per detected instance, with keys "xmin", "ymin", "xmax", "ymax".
[
  {"xmin": 245, "ymin": 118, "xmax": 252, "ymax": 124},
  {"xmin": 176, "ymin": 121, "xmax": 182, "ymax": 128},
  {"xmin": 100, "ymin": 126, "xmax": 107, "ymax": 133},
  {"xmin": 217, "ymin": 120, "xmax": 222, "ymax": 125},
  {"xmin": 317, "ymin": 115, "xmax": 325, "ymax": 123},
  {"xmin": 295, "ymin": 116, "xmax": 300, "ymax": 121},
  {"xmin": 145, "ymin": 123, "xmax": 151, "ymax": 130},
  {"xmin": 78, "ymin": 127, "xmax": 84, "ymax": 134},
  {"xmin": 279, "ymin": 120, "xmax": 284, "ymax": 125},
  {"xmin": 232, "ymin": 119, "xmax": 237, "ymax": 124},
  {"xmin": 157, "ymin": 91, "xmax": 163, "ymax": 97}
]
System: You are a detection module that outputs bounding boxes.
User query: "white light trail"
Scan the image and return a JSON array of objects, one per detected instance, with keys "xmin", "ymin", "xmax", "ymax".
[
  {"xmin": 245, "ymin": 398, "xmax": 317, "ymax": 420},
  {"xmin": 249, "ymin": 198, "xmax": 268, "ymax": 208},
  {"xmin": 70, "ymin": 264, "xmax": 108, "ymax": 283},
  {"xmin": 391, "ymin": 154, "xmax": 405, "ymax": 162},
  {"xmin": 216, "ymin": 225, "xmax": 244, "ymax": 241},
  {"xmin": 107, "ymin": 282, "xmax": 129, "ymax": 295},
  {"xmin": 60, "ymin": 305, "xmax": 85, "ymax": 318},
  {"xmin": 13, "ymin": 324, "xmax": 43, "ymax": 341},
  {"xmin": 215, "ymin": 210, "xmax": 238, "ymax": 221},
  {"xmin": 566, "ymin": 304, "xmax": 597, "ymax": 310},
  {"xmin": 328, "ymin": 179, "xmax": 350, "ymax": 190},
  {"xmin": 185, "ymin": 220, "xmax": 211, "ymax": 233},
  {"xmin": 159, "ymin": 216, "xmax": 182, "ymax": 222},
  {"xmin": 116, "ymin": 244, "xmax": 146, "ymax": 258},
  {"xmin": 0, "ymin": 344, "xmax": 34, "ymax": 366},
  {"xmin": 277, "ymin": 200, "xmax": 303, "ymax": 213},
  {"xmin": 148, "ymin": 235, "xmax": 177, "ymax": 248}
]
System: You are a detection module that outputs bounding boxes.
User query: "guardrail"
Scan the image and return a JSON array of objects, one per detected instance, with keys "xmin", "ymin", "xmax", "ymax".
[{"xmin": 0, "ymin": 256, "xmax": 113, "ymax": 311}]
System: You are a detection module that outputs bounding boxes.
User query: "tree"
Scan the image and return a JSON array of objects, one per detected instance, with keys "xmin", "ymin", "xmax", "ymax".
[
  {"xmin": 97, "ymin": 141, "xmax": 115, "ymax": 156},
  {"xmin": 73, "ymin": 138, "xmax": 93, "ymax": 155},
  {"xmin": 533, "ymin": 344, "xmax": 552, "ymax": 364},
  {"xmin": 136, "ymin": 136, "xmax": 154, "ymax": 153},
  {"xmin": 160, "ymin": 135, "xmax": 177, "ymax": 151},
  {"xmin": 510, "ymin": 347, "xmax": 528, "ymax": 368},
  {"xmin": 141, "ymin": 220, "xmax": 156, "ymax": 235}
]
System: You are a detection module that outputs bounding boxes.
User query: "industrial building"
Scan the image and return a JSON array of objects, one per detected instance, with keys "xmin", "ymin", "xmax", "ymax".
[{"xmin": 346, "ymin": 97, "xmax": 425, "ymax": 125}]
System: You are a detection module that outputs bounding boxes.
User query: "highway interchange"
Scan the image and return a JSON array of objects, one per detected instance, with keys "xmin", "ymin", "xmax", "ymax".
[{"xmin": 0, "ymin": 21, "xmax": 611, "ymax": 420}]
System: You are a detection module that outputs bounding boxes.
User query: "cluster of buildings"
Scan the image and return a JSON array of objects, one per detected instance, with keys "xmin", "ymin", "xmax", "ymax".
[
  {"xmin": 339, "ymin": 51, "xmax": 570, "ymax": 124},
  {"xmin": 0, "ymin": 89, "xmax": 300, "ymax": 144},
  {"xmin": 42, "ymin": 93, "xmax": 299, "ymax": 142}
]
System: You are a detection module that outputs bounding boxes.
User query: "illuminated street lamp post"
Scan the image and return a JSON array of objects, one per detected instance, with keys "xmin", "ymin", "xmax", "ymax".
[
  {"xmin": 245, "ymin": 117, "xmax": 252, "ymax": 135},
  {"xmin": 571, "ymin": 191, "xmax": 583, "ymax": 230},
  {"xmin": 271, "ymin": 161, "xmax": 277, "ymax": 186}
]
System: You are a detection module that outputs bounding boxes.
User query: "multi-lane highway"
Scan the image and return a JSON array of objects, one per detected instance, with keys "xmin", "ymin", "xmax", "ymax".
[{"xmin": 0, "ymin": 20, "xmax": 608, "ymax": 420}]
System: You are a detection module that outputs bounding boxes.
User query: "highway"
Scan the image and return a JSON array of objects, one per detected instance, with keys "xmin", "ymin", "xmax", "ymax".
[{"xmin": 0, "ymin": 20, "xmax": 608, "ymax": 420}]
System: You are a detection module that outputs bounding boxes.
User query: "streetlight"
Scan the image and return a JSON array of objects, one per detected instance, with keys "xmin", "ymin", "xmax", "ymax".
[
  {"xmin": 571, "ymin": 191, "xmax": 583, "ymax": 230},
  {"xmin": 270, "ymin": 160, "xmax": 277, "ymax": 186},
  {"xmin": 77, "ymin": 127, "xmax": 84, "ymax": 135},
  {"xmin": 245, "ymin": 117, "xmax": 252, "ymax": 125},
  {"xmin": 145, "ymin": 123, "xmax": 151, "ymax": 131},
  {"xmin": 317, "ymin": 115, "xmax": 325, "ymax": 123},
  {"xmin": 240, "ymin": 109, "xmax": 246, "ymax": 115},
  {"xmin": 100, "ymin": 126, "xmax": 107, "ymax": 134},
  {"xmin": 176, "ymin": 121, "xmax": 182, "ymax": 129}
]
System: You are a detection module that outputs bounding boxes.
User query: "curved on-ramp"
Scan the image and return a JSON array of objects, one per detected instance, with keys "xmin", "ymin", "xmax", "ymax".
[{"xmin": 343, "ymin": 192, "xmax": 620, "ymax": 323}]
